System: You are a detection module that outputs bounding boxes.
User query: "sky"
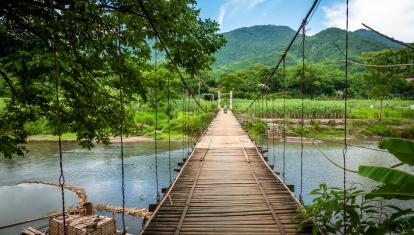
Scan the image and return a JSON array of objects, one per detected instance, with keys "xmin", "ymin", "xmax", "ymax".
[{"xmin": 196, "ymin": 0, "xmax": 414, "ymax": 42}]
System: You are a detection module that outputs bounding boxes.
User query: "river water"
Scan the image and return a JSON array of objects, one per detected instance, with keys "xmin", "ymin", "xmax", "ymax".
[{"xmin": 0, "ymin": 139, "xmax": 411, "ymax": 234}]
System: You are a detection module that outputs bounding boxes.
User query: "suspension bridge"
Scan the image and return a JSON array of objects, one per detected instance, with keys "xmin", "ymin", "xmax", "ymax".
[
  {"xmin": 140, "ymin": 110, "xmax": 306, "ymax": 235},
  {"xmin": 5, "ymin": 0, "xmax": 409, "ymax": 233}
]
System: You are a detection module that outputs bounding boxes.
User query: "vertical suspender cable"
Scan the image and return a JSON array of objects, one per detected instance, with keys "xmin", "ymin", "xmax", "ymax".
[
  {"xmin": 50, "ymin": 1, "xmax": 66, "ymax": 233},
  {"xmin": 254, "ymin": 101, "xmax": 257, "ymax": 143},
  {"xmin": 116, "ymin": 11, "xmax": 126, "ymax": 233},
  {"xmin": 187, "ymin": 94, "xmax": 190, "ymax": 154},
  {"xmin": 167, "ymin": 70, "xmax": 172, "ymax": 184},
  {"xmin": 299, "ymin": 22, "xmax": 306, "ymax": 204},
  {"xmin": 184, "ymin": 91, "xmax": 187, "ymax": 155},
  {"xmin": 282, "ymin": 58, "xmax": 287, "ymax": 182},
  {"xmin": 265, "ymin": 93, "xmax": 269, "ymax": 152},
  {"xmin": 272, "ymin": 90, "xmax": 276, "ymax": 170},
  {"xmin": 260, "ymin": 94, "xmax": 264, "ymax": 148},
  {"xmin": 343, "ymin": 0, "xmax": 349, "ymax": 233},
  {"xmin": 182, "ymin": 86, "xmax": 185, "ymax": 159},
  {"xmin": 185, "ymin": 93, "xmax": 189, "ymax": 155},
  {"xmin": 154, "ymin": 50, "xmax": 160, "ymax": 203}
]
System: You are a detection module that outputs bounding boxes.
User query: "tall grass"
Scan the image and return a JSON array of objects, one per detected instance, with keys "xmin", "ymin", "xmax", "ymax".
[
  {"xmin": 171, "ymin": 98, "xmax": 217, "ymax": 113},
  {"xmin": 133, "ymin": 98, "xmax": 217, "ymax": 139},
  {"xmin": 233, "ymin": 99, "xmax": 414, "ymax": 119}
]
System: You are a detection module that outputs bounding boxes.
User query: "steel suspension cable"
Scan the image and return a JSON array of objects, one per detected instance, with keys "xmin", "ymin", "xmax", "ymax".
[
  {"xmin": 50, "ymin": 1, "xmax": 66, "ymax": 233},
  {"xmin": 154, "ymin": 50, "xmax": 160, "ymax": 203},
  {"xmin": 343, "ymin": 0, "xmax": 349, "ymax": 233},
  {"xmin": 299, "ymin": 23, "xmax": 306, "ymax": 204}
]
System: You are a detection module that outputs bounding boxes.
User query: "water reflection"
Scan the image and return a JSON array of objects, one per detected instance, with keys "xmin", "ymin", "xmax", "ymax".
[{"xmin": 0, "ymin": 141, "xmax": 184, "ymax": 235}]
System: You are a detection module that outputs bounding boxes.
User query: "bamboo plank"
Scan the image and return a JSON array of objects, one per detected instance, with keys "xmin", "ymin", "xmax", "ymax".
[{"xmin": 140, "ymin": 110, "xmax": 306, "ymax": 235}]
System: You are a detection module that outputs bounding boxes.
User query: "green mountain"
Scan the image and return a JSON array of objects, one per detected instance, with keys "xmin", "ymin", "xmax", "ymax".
[
  {"xmin": 213, "ymin": 25, "xmax": 401, "ymax": 72},
  {"xmin": 353, "ymin": 29, "xmax": 402, "ymax": 48}
]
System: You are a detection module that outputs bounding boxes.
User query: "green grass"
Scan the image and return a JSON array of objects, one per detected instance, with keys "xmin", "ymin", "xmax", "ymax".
[
  {"xmin": 29, "ymin": 133, "xmax": 78, "ymax": 141},
  {"xmin": 233, "ymin": 99, "xmax": 414, "ymax": 119}
]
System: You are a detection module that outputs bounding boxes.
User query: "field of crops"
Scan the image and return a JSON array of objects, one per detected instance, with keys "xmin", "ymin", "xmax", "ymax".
[{"xmin": 232, "ymin": 99, "xmax": 414, "ymax": 119}]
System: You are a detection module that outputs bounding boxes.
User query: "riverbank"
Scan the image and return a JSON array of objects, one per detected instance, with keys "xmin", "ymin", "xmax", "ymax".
[
  {"xmin": 28, "ymin": 134, "xmax": 191, "ymax": 143},
  {"xmin": 242, "ymin": 117, "xmax": 414, "ymax": 141}
]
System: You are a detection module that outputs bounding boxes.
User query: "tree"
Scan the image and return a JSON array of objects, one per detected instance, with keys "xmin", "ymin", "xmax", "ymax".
[
  {"xmin": 362, "ymin": 48, "xmax": 414, "ymax": 120},
  {"xmin": 0, "ymin": 0, "xmax": 225, "ymax": 158},
  {"xmin": 290, "ymin": 63, "xmax": 335, "ymax": 98},
  {"xmin": 217, "ymin": 72, "xmax": 243, "ymax": 93}
]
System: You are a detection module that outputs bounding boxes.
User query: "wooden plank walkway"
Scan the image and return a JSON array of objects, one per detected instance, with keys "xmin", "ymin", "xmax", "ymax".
[{"xmin": 140, "ymin": 110, "xmax": 307, "ymax": 235}]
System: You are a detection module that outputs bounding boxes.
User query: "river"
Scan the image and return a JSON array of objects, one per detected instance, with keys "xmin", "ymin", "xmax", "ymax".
[{"xmin": 0, "ymin": 139, "xmax": 410, "ymax": 234}]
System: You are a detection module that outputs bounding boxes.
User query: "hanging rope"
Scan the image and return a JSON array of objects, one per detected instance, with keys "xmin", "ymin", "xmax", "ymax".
[
  {"xmin": 299, "ymin": 22, "xmax": 306, "ymax": 204},
  {"xmin": 116, "ymin": 11, "xmax": 126, "ymax": 234},
  {"xmin": 343, "ymin": 0, "xmax": 350, "ymax": 233},
  {"xmin": 271, "ymin": 92, "xmax": 276, "ymax": 170},
  {"xmin": 260, "ymin": 93, "xmax": 264, "ymax": 148},
  {"xmin": 50, "ymin": 1, "xmax": 66, "ymax": 233},
  {"xmin": 253, "ymin": 101, "xmax": 257, "ymax": 143},
  {"xmin": 182, "ymin": 85, "xmax": 185, "ymax": 159},
  {"xmin": 282, "ymin": 58, "xmax": 287, "ymax": 182},
  {"xmin": 187, "ymin": 94, "xmax": 190, "ymax": 155},
  {"xmin": 362, "ymin": 23, "xmax": 414, "ymax": 51},
  {"xmin": 265, "ymin": 93, "xmax": 269, "ymax": 152},
  {"xmin": 167, "ymin": 69, "xmax": 172, "ymax": 184},
  {"xmin": 154, "ymin": 50, "xmax": 160, "ymax": 203},
  {"xmin": 184, "ymin": 92, "xmax": 188, "ymax": 155}
]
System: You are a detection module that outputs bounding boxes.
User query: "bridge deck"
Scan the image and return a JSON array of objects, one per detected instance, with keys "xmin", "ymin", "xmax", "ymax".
[{"xmin": 141, "ymin": 111, "xmax": 306, "ymax": 235}]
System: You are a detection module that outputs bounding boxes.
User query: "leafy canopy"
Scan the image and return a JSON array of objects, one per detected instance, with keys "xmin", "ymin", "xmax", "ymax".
[{"xmin": 0, "ymin": 0, "xmax": 225, "ymax": 158}]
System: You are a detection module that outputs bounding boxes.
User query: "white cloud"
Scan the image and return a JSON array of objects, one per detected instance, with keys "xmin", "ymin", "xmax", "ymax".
[
  {"xmin": 217, "ymin": 0, "xmax": 267, "ymax": 30},
  {"xmin": 218, "ymin": 7, "xmax": 226, "ymax": 27},
  {"xmin": 322, "ymin": 0, "xmax": 414, "ymax": 42}
]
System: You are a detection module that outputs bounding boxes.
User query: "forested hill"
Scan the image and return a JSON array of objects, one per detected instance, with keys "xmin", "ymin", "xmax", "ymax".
[{"xmin": 213, "ymin": 25, "xmax": 402, "ymax": 72}]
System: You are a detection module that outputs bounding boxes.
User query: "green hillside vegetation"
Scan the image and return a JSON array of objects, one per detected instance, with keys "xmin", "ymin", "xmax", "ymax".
[{"xmin": 213, "ymin": 25, "xmax": 402, "ymax": 74}]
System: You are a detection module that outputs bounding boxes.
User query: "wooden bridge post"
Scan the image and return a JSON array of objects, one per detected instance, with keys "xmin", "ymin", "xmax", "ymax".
[
  {"xmin": 230, "ymin": 90, "xmax": 233, "ymax": 110},
  {"xmin": 217, "ymin": 91, "xmax": 221, "ymax": 109}
]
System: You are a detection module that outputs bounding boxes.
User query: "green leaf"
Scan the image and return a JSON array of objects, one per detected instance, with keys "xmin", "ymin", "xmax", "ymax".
[
  {"xmin": 366, "ymin": 184, "xmax": 414, "ymax": 200},
  {"xmin": 379, "ymin": 138, "xmax": 414, "ymax": 166},
  {"xmin": 325, "ymin": 198, "xmax": 339, "ymax": 211},
  {"xmin": 358, "ymin": 165, "xmax": 414, "ymax": 185}
]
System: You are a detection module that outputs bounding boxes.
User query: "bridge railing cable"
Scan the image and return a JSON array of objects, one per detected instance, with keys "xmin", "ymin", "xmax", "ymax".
[
  {"xmin": 362, "ymin": 23, "xmax": 414, "ymax": 51},
  {"xmin": 241, "ymin": 0, "xmax": 321, "ymax": 114}
]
